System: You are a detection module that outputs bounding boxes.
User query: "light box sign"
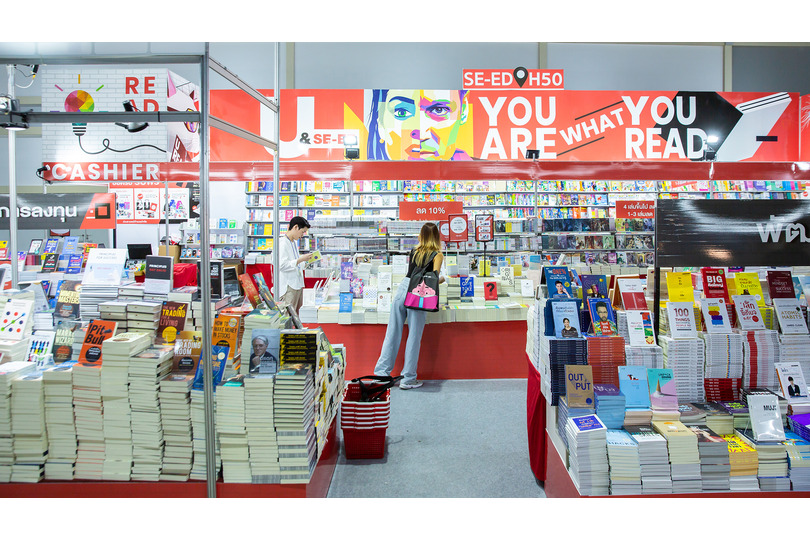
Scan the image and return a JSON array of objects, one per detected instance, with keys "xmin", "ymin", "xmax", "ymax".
[
  {"xmin": 656, "ymin": 199, "xmax": 810, "ymax": 267},
  {"xmin": 616, "ymin": 200, "xmax": 655, "ymax": 219},
  {"xmin": 0, "ymin": 193, "xmax": 116, "ymax": 230},
  {"xmin": 209, "ymin": 89, "xmax": 800, "ymax": 163},
  {"xmin": 398, "ymin": 201, "xmax": 463, "ymax": 221}
]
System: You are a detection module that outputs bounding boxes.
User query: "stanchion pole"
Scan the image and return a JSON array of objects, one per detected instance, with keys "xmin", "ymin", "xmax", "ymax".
[{"xmin": 7, "ymin": 65, "xmax": 19, "ymax": 289}]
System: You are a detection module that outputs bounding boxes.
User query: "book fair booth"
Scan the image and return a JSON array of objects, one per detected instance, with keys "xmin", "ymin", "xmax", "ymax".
[{"xmin": 3, "ymin": 46, "xmax": 810, "ymax": 498}]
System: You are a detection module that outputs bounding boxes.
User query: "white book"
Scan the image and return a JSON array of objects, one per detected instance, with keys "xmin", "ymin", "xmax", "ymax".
[
  {"xmin": 666, "ymin": 301, "xmax": 697, "ymax": 339},
  {"xmin": 732, "ymin": 295, "xmax": 766, "ymax": 331},
  {"xmin": 773, "ymin": 297, "xmax": 809, "ymax": 335},
  {"xmin": 701, "ymin": 298, "xmax": 733, "ymax": 334},
  {"xmin": 81, "ymin": 249, "xmax": 127, "ymax": 287},
  {"xmin": 775, "ymin": 362, "xmax": 810, "ymax": 403},
  {"xmin": 747, "ymin": 394, "xmax": 786, "ymax": 442}
]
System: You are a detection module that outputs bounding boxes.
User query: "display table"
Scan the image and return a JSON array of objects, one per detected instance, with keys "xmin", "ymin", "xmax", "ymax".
[
  {"xmin": 0, "ymin": 416, "xmax": 338, "ymax": 498},
  {"xmin": 306, "ymin": 321, "xmax": 528, "ymax": 381}
]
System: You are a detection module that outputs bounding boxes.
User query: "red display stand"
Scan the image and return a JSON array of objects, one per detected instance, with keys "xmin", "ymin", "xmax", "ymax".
[
  {"xmin": 0, "ymin": 418, "xmax": 339, "ymax": 498},
  {"xmin": 246, "ymin": 263, "xmax": 274, "ymax": 293},
  {"xmin": 526, "ymin": 355, "xmax": 547, "ymax": 482},
  {"xmin": 305, "ymin": 321, "xmax": 528, "ymax": 381}
]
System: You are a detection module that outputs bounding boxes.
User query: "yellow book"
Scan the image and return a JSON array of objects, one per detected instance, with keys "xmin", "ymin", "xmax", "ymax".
[
  {"xmin": 734, "ymin": 272, "xmax": 766, "ymax": 307},
  {"xmin": 665, "ymin": 271, "xmax": 694, "ymax": 302},
  {"xmin": 512, "ymin": 264, "xmax": 522, "ymax": 277}
]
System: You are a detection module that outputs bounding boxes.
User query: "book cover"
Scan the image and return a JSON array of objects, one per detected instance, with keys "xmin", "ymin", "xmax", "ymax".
[
  {"xmin": 78, "ymin": 319, "xmax": 118, "ymax": 365},
  {"xmin": 618, "ymin": 365, "xmax": 651, "ymax": 409},
  {"xmin": 565, "ymin": 364, "xmax": 594, "ymax": 408},
  {"xmin": 172, "ymin": 330, "xmax": 202, "ymax": 374},
  {"xmin": 43, "ymin": 238, "xmax": 60, "ymax": 254},
  {"xmin": 41, "ymin": 253, "xmax": 58, "ymax": 273},
  {"xmin": 773, "ymin": 297, "xmax": 809, "ymax": 335},
  {"xmin": 460, "ymin": 277, "xmax": 474, "ymax": 298},
  {"xmin": 155, "ymin": 301, "xmax": 188, "ymax": 346},
  {"xmin": 734, "ymin": 272, "xmax": 766, "ymax": 307},
  {"xmin": 626, "ymin": 310, "xmax": 656, "ymax": 346},
  {"xmin": 666, "ymin": 301, "xmax": 697, "ymax": 339},
  {"xmin": 618, "ymin": 278, "xmax": 647, "ymax": 310},
  {"xmin": 54, "ymin": 280, "xmax": 82, "ymax": 319},
  {"xmin": 65, "ymin": 254, "xmax": 83, "ymax": 274},
  {"xmin": 339, "ymin": 292, "xmax": 353, "ymax": 313},
  {"xmin": 208, "ymin": 260, "xmax": 224, "ymax": 299},
  {"xmin": 252, "ymin": 272, "xmax": 277, "ymax": 310},
  {"xmin": 191, "ymin": 344, "xmax": 229, "ymax": 391},
  {"xmin": 543, "ymin": 266, "xmax": 572, "ymax": 298},
  {"xmin": 647, "ymin": 368, "xmax": 678, "ymax": 411},
  {"xmin": 701, "ymin": 297, "xmax": 733, "ymax": 334},
  {"xmin": 587, "ymin": 297, "xmax": 617, "ymax": 336},
  {"xmin": 747, "ymin": 393, "xmax": 786, "ymax": 442},
  {"xmin": 731, "ymin": 294, "xmax": 766, "ymax": 330},
  {"xmin": 701, "ymin": 267, "xmax": 730, "ymax": 302},
  {"xmin": 665, "ymin": 271, "xmax": 694, "ymax": 302},
  {"xmin": 580, "ymin": 274, "xmax": 608, "ymax": 299},
  {"xmin": 570, "ymin": 415, "xmax": 606, "ymax": 433},
  {"xmin": 52, "ymin": 320, "xmax": 80, "ymax": 363},
  {"xmin": 62, "ymin": 236, "xmax": 80, "ymax": 254},
  {"xmin": 211, "ymin": 313, "xmax": 240, "ymax": 361},
  {"xmin": 28, "ymin": 239, "xmax": 43, "ymax": 254},
  {"xmin": 793, "ymin": 276, "xmax": 803, "ymax": 302},
  {"xmin": 249, "ymin": 328, "xmax": 280, "ymax": 375},
  {"xmin": 0, "ymin": 298, "xmax": 32, "ymax": 342},
  {"xmin": 500, "ymin": 265, "xmax": 515, "ymax": 288},
  {"xmin": 798, "ymin": 276, "xmax": 810, "ymax": 308},
  {"xmin": 775, "ymin": 362, "xmax": 810, "ymax": 402},
  {"xmin": 238, "ymin": 274, "xmax": 264, "ymax": 308},
  {"xmin": 552, "ymin": 300, "xmax": 581, "ymax": 339},
  {"xmin": 143, "ymin": 255, "xmax": 174, "ymax": 295},
  {"xmin": 767, "ymin": 270, "xmax": 795, "ymax": 300},
  {"xmin": 340, "ymin": 261, "xmax": 354, "ymax": 280},
  {"xmin": 81, "ymin": 248, "xmax": 127, "ymax": 286}
]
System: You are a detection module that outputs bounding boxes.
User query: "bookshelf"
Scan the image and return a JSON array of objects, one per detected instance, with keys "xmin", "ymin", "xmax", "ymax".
[{"xmin": 179, "ymin": 222, "xmax": 246, "ymax": 261}]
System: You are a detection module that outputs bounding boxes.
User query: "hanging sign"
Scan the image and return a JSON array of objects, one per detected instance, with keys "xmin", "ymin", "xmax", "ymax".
[
  {"xmin": 475, "ymin": 214, "xmax": 494, "ymax": 242},
  {"xmin": 0, "ymin": 193, "xmax": 116, "ymax": 230},
  {"xmin": 462, "ymin": 68, "xmax": 564, "ymax": 90},
  {"xmin": 398, "ymin": 201, "xmax": 463, "ymax": 221},
  {"xmin": 448, "ymin": 214, "xmax": 469, "ymax": 243},
  {"xmin": 616, "ymin": 200, "xmax": 655, "ymax": 219}
]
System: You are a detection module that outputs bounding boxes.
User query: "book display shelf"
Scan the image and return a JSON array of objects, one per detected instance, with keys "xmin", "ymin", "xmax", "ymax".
[{"xmin": 180, "ymin": 221, "xmax": 246, "ymax": 262}]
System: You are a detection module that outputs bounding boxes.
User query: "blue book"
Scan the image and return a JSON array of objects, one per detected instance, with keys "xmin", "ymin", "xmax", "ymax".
[
  {"xmin": 793, "ymin": 276, "xmax": 803, "ymax": 302},
  {"xmin": 544, "ymin": 266, "xmax": 572, "ymax": 298},
  {"xmin": 647, "ymin": 368, "xmax": 678, "ymax": 411},
  {"xmin": 340, "ymin": 262, "xmax": 353, "ymax": 280},
  {"xmin": 552, "ymin": 300, "xmax": 581, "ymax": 339},
  {"xmin": 570, "ymin": 414, "xmax": 606, "ymax": 433},
  {"xmin": 339, "ymin": 292, "xmax": 353, "ymax": 313},
  {"xmin": 580, "ymin": 274, "xmax": 608, "ymax": 299},
  {"xmin": 460, "ymin": 276, "xmax": 474, "ymax": 297},
  {"xmin": 43, "ymin": 238, "xmax": 60, "ymax": 254},
  {"xmin": 618, "ymin": 365, "xmax": 651, "ymax": 409},
  {"xmin": 192, "ymin": 345, "xmax": 229, "ymax": 391},
  {"xmin": 66, "ymin": 255, "xmax": 83, "ymax": 274}
]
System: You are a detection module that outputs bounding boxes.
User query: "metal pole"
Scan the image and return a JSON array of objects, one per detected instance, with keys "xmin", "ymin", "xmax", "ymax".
[
  {"xmin": 199, "ymin": 43, "xmax": 217, "ymax": 499},
  {"xmin": 7, "ymin": 65, "xmax": 19, "ymax": 289},
  {"xmin": 272, "ymin": 42, "xmax": 280, "ymax": 300},
  {"xmin": 164, "ymin": 179, "xmax": 170, "ymax": 247}
]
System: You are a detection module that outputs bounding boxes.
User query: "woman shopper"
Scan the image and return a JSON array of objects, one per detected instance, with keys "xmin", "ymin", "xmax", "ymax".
[{"xmin": 374, "ymin": 222, "xmax": 444, "ymax": 389}]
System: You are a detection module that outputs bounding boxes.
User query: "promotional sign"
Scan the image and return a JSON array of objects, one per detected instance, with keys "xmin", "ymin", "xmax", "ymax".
[
  {"xmin": 615, "ymin": 200, "xmax": 655, "ymax": 219},
  {"xmin": 398, "ymin": 201, "xmax": 463, "ymax": 221},
  {"xmin": 474, "ymin": 214, "xmax": 494, "ymax": 242},
  {"xmin": 438, "ymin": 221, "xmax": 450, "ymax": 242},
  {"xmin": 209, "ymin": 88, "xmax": 799, "ymax": 163},
  {"xmin": 448, "ymin": 214, "xmax": 469, "ymax": 243},
  {"xmin": 656, "ymin": 199, "xmax": 810, "ymax": 267},
  {"xmin": 462, "ymin": 68, "xmax": 564, "ymax": 90},
  {"xmin": 0, "ymin": 193, "xmax": 116, "ymax": 230},
  {"xmin": 802, "ymin": 94, "xmax": 810, "ymax": 161}
]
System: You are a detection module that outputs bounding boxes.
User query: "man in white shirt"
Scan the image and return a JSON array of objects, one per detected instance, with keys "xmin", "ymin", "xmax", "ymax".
[{"xmin": 276, "ymin": 216, "xmax": 313, "ymax": 314}]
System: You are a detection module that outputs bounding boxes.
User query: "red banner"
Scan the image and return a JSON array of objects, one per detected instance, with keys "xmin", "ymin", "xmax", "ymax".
[
  {"xmin": 615, "ymin": 200, "xmax": 655, "ymax": 219},
  {"xmin": 398, "ymin": 201, "xmax": 463, "ymax": 221}
]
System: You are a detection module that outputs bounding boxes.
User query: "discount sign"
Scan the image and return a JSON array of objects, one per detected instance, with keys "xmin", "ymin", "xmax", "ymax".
[
  {"xmin": 398, "ymin": 201, "xmax": 463, "ymax": 221},
  {"xmin": 448, "ymin": 214, "xmax": 469, "ymax": 242}
]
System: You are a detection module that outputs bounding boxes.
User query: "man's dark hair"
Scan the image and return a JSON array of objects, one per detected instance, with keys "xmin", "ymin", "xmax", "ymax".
[
  {"xmin": 555, "ymin": 280, "xmax": 562, "ymax": 286},
  {"xmin": 289, "ymin": 216, "xmax": 311, "ymax": 231},
  {"xmin": 595, "ymin": 301, "xmax": 607, "ymax": 311}
]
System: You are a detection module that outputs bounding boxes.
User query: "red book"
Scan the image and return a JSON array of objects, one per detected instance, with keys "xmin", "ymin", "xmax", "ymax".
[
  {"xmin": 766, "ymin": 270, "xmax": 795, "ymax": 299},
  {"xmin": 239, "ymin": 273, "xmax": 263, "ymax": 308},
  {"xmin": 78, "ymin": 319, "xmax": 118, "ymax": 365},
  {"xmin": 701, "ymin": 267, "xmax": 730, "ymax": 303}
]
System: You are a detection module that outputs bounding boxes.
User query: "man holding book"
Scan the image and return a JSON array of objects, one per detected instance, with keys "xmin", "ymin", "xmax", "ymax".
[{"xmin": 277, "ymin": 216, "xmax": 313, "ymax": 314}]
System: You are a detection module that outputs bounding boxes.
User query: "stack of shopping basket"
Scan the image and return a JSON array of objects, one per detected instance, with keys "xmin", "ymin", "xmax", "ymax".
[{"xmin": 340, "ymin": 376, "xmax": 399, "ymax": 459}]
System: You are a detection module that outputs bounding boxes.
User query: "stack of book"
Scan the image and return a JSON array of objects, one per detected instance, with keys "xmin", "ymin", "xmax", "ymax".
[
  {"xmin": 0, "ymin": 362, "xmax": 37, "ymax": 482},
  {"xmin": 626, "ymin": 424, "xmax": 673, "ymax": 494},
  {"xmin": 624, "ymin": 344, "xmax": 664, "ymax": 369},
  {"xmin": 789, "ymin": 413, "xmax": 810, "ymax": 441},
  {"xmin": 0, "ymin": 338, "xmax": 32, "ymax": 364},
  {"xmin": 274, "ymin": 364, "xmax": 318, "ymax": 484},
  {"xmin": 660, "ymin": 335, "xmax": 705, "ymax": 403},
  {"xmin": 118, "ymin": 282, "xmax": 145, "ymax": 301},
  {"xmin": 783, "ymin": 430, "xmax": 810, "ymax": 491},
  {"xmin": 43, "ymin": 361, "xmax": 77, "ymax": 480},
  {"xmin": 541, "ymin": 336, "xmax": 588, "ymax": 406},
  {"xmin": 158, "ymin": 356, "xmax": 196, "ymax": 481},
  {"xmin": 189, "ymin": 388, "xmax": 221, "ymax": 481},
  {"xmin": 98, "ymin": 301, "xmax": 129, "ymax": 332},
  {"xmin": 129, "ymin": 345, "xmax": 173, "ymax": 481},
  {"xmin": 126, "ymin": 302, "xmax": 162, "ymax": 339},
  {"xmin": 740, "ymin": 329, "xmax": 780, "ymax": 390},
  {"xmin": 244, "ymin": 375, "xmax": 280, "ymax": 483},
  {"xmin": 593, "ymin": 384, "xmax": 626, "ymax": 429},
  {"xmin": 605, "ymin": 429, "xmax": 642, "ymax": 495},
  {"xmin": 10, "ymin": 371, "xmax": 48, "ymax": 483},
  {"xmin": 79, "ymin": 284, "xmax": 120, "ymax": 322},
  {"xmin": 216, "ymin": 381, "xmax": 252, "ymax": 483},
  {"xmin": 693, "ymin": 402, "xmax": 734, "ymax": 435},
  {"xmin": 688, "ymin": 425, "xmax": 731, "ymax": 492},
  {"xmin": 653, "ymin": 420, "xmax": 701, "ymax": 493},
  {"xmin": 779, "ymin": 334, "xmax": 810, "ymax": 385},
  {"xmin": 677, "ymin": 403, "xmax": 706, "ymax": 426},
  {"xmin": 556, "ymin": 395, "xmax": 594, "ymax": 448},
  {"xmin": 585, "ymin": 336, "xmax": 625, "ymax": 388},
  {"xmin": 701, "ymin": 332, "xmax": 744, "ymax": 401},
  {"xmin": 565, "ymin": 414, "xmax": 609, "ymax": 496},
  {"xmin": 736, "ymin": 428, "xmax": 790, "ymax": 491},
  {"xmin": 100, "ymin": 332, "xmax": 153, "ymax": 481},
  {"xmin": 723, "ymin": 434, "xmax": 760, "ymax": 491},
  {"xmin": 720, "ymin": 401, "xmax": 750, "ymax": 431},
  {"xmin": 72, "ymin": 363, "xmax": 105, "ymax": 480}
]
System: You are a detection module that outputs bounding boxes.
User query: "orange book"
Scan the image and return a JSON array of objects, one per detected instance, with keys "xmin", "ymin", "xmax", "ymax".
[
  {"xmin": 78, "ymin": 319, "xmax": 118, "ymax": 366},
  {"xmin": 211, "ymin": 313, "xmax": 240, "ymax": 361},
  {"xmin": 238, "ymin": 273, "xmax": 263, "ymax": 308}
]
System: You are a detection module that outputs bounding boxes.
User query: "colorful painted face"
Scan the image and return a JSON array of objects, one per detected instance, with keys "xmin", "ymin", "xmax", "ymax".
[{"xmin": 378, "ymin": 90, "xmax": 467, "ymax": 160}]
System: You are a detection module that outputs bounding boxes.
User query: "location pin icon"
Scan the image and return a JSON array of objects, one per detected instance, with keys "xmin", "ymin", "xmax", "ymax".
[{"xmin": 513, "ymin": 66, "xmax": 528, "ymax": 88}]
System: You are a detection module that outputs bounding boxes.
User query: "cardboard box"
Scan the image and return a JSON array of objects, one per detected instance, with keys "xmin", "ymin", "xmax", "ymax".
[{"xmin": 159, "ymin": 244, "xmax": 181, "ymax": 264}]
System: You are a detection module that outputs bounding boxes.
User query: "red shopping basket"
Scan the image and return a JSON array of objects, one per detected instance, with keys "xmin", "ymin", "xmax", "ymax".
[{"xmin": 341, "ymin": 375, "xmax": 400, "ymax": 459}]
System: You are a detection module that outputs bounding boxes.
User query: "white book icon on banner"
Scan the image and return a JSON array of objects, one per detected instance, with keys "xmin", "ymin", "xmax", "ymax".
[{"xmin": 715, "ymin": 92, "xmax": 791, "ymax": 162}]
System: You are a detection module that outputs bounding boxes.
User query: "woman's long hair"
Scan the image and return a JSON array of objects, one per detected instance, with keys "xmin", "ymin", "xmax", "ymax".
[{"xmin": 413, "ymin": 222, "xmax": 441, "ymax": 267}]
